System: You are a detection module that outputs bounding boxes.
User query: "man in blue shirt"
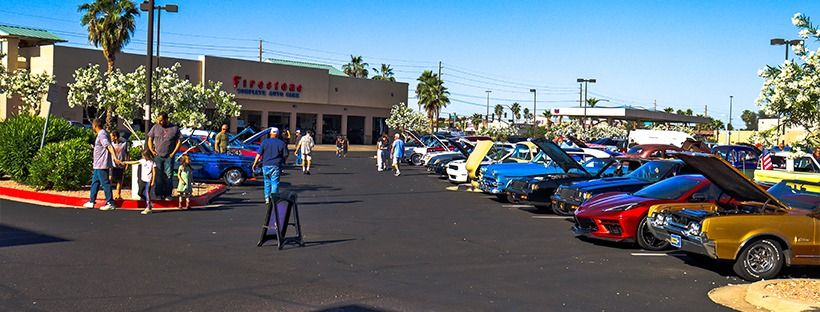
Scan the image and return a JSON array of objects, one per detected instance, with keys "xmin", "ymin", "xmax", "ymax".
[
  {"xmin": 390, "ymin": 133, "xmax": 405, "ymax": 176},
  {"xmin": 252, "ymin": 127, "xmax": 288, "ymax": 204}
]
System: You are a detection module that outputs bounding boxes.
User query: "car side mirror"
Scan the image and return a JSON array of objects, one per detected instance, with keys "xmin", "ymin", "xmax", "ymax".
[{"xmin": 691, "ymin": 193, "xmax": 706, "ymax": 202}]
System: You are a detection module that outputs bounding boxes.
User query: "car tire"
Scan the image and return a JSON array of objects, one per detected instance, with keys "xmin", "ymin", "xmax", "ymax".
[
  {"xmin": 410, "ymin": 154, "xmax": 423, "ymax": 166},
  {"xmin": 733, "ymin": 238, "xmax": 784, "ymax": 281},
  {"xmin": 551, "ymin": 203, "xmax": 573, "ymax": 216},
  {"xmin": 223, "ymin": 168, "xmax": 245, "ymax": 186},
  {"xmin": 636, "ymin": 216, "xmax": 670, "ymax": 251}
]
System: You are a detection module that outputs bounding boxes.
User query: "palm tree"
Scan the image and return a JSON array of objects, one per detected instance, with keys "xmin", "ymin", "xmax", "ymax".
[
  {"xmin": 541, "ymin": 110, "xmax": 553, "ymax": 126},
  {"xmin": 663, "ymin": 107, "xmax": 675, "ymax": 113},
  {"xmin": 510, "ymin": 102, "xmax": 521, "ymax": 124},
  {"xmin": 494, "ymin": 104, "xmax": 504, "ymax": 122},
  {"xmin": 79, "ymin": 0, "xmax": 139, "ymax": 128},
  {"xmin": 586, "ymin": 97, "xmax": 601, "ymax": 108},
  {"xmin": 342, "ymin": 55, "xmax": 369, "ymax": 78},
  {"xmin": 523, "ymin": 107, "xmax": 531, "ymax": 123},
  {"xmin": 471, "ymin": 113, "xmax": 482, "ymax": 130},
  {"xmin": 415, "ymin": 70, "xmax": 450, "ymax": 132},
  {"xmin": 371, "ymin": 64, "xmax": 395, "ymax": 81}
]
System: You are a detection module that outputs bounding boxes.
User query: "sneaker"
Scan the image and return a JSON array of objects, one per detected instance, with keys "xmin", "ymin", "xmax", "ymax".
[
  {"xmin": 165, "ymin": 196, "xmax": 173, "ymax": 201},
  {"xmin": 99, "ymin": 203, "xmax": 116, "ymax": 211},
  {"xmin": 140, "ymin": 208, "xmax": 152, "ymax": 215},
  {"xmin": 82, "ymin": 201, "xmax": 95, "ymax": 209},
  {"xmin": 395, "ymin": 172, "xmax": 401, "ymax": 177},
  {"xmin": 377, "ymin": 168, "xmax": 384, "ymax": 172},
  {"xmin": 306, "ymin": 171, "xmax": 311, "ymax": 175},
  {"xmin": 265, "ymin": 198, "xmax": 270, "ymax": 205}
]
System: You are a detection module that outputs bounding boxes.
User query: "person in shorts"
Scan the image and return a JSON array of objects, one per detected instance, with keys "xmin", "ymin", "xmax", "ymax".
[
  {"xmin": 176, "ymin": 154, "xmax": 193, "ymax": 209},
  {"xmin": 390, "ymin": 133, "xmax": 405, "ymax": 176},
  {"xmin": 109, "ymin": 130, "xmax": 128, "ymax": 200},
  {"xmin": 295, "ymin": 130, "xmax": 315, "ymax": 174}
]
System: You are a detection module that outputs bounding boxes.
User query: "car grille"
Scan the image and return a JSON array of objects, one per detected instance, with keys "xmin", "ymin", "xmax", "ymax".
[
  {"xmin": 575, "ymin": 217, "xmax": 597, "ymax": 232},
  {"xmin": 508, "ymin": 180, "xmax": 528, "ymax": 190},
  {"xmin": 448, "ymin": 164, "xmax": 459, "ymax": 171},
  {"xmin": 482, "ymin": 177, "xmax": 497, "ymax": 187},
  {"xmin": 601, "ymin": 220, "xmax": 622, "ymax": 235},
  {"xmin": 557, "ymin": 188, "xmax": 577, "ymax": 200}
]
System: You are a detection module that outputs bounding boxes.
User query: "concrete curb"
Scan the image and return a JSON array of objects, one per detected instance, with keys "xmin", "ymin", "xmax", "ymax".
[
  {"xmin": 0, "ymin": 184, "xmax": 226, "ymax": 210},
  {"xmin": 745, "ymin": 279, "xmax": 819, "ymax": 312}
]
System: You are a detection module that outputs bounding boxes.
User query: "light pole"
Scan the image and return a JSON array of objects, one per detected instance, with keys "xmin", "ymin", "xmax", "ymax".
[
  {"xmin": 140, "ymin": 1, "xmax": 178, "ymax": 131},
  {"xmin": 770, "ymin": 38, "xmax": 802, "ymax": 139},
  {"xmin": 529, "ymin": 89, "xmax": 537, "ymax": 126},
  {"xmin": 485, "ymin": 90, "xmax": 491, "ymax": 126},
  {"xmin": 728, "ymin": 95, "xmax": 733, "ymax": 144},
  {"xmin": 577, "ymin": 78, "xmax": 596, "ymax": 128},
  {"xmin": 154, "ymin": 4, "xmax": 178, "ymax": 65}
]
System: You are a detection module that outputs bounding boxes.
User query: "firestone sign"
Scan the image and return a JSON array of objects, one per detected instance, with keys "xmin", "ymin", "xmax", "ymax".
[{"xmin": 232, "ymin": 75, "xmax": 302, "ymax": 98}]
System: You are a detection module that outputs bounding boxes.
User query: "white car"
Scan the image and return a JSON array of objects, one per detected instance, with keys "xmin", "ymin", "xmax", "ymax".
[{"xmin": 446, "ymin": 143, "xmax": 514, "ymax": 183}]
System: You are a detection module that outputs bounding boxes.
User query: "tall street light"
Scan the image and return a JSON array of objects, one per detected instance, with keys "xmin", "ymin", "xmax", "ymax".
[
  {"xmin": 770, "ymin": 38, "xmax": 802, "ymax": 139},
  {"xmin": 485, "ymin": 90, "xmax": 492, "ymax": 126},
  {"xmin": 153, "ymin": 4, "xmax": 178, "ymax": 65},
  {"xmin": 140, "ymin": 1, "xmax": 179, "ymax": 132},
  {"xmin": 529, "ymin": 89, "xmax": 537, "ymax": 126},
  {"xmin": 577, "ymin": 78, "xmax": 596, "ymax": 128},
  {"xmin": 728, "ymin": 95, "xmax": 733, "ymax": 144}
]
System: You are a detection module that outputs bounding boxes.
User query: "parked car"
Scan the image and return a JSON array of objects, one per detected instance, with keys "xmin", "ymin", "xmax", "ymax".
[
  {"xmin": 175, "ymin": 136, "xmax": 258, "ymax": 186},
  {"xmin": 573, "ymin": 175, "xmax": 720, "ymax": 250},
  {"xmin": 622, "ymin": 144, "xmax": 683, "ymax": 159},
  {"xmin": 506, "ymin": 157, "xmax": 646, "ymax": 210},
  {"xmin": 647, "ymin": 153, "xmax": 820, "ymax": 281},
  {"xmin": 712, "ymin": 145, "xmax": 760, "ymax": 170},
  {"xmin": 754, "ymin": 152, "xmax": 820, "ymax": 185},
  {"xmin": 403, "ymin": 131, "xmax": 452, "ymax": 166},
  {"xmin": 550, "ymin": 159, "xmax": 695, "ymax": 215},
  {"xmin": 446, "ymin": 142, "xmax": 514, "ymax": 183},
  {"xmin": 425, "ymin": 140, "xmax": 474, "ymax": 175}
]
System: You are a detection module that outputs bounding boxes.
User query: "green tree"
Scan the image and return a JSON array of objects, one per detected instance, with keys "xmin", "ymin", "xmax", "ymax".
[
  {"xmin": 471, "ymin": 113, "xmax": 482, "ymax": 130},
  {"xmin": 711, "ymin": 118, "xmax": 725, "ymax": 130},
  {"xmin": 415, "ymin": 70, "xmax": 450, "ymax": 132},
  {"xmin": 663, "ymin": 107, "xmax": 675, "ymax": 113},
  {"xmin": 385, "ymin": 102, "xmax": 429, "ymax": 134},
  {"xmin": 741, "ymin": 110, "xmax": 758, "ymax": 130},
  {"xmin": 371, "ymin": 64, "xmax": 395, "ymax": 81},
  {"xmin": 586, "ymin": 97, "xmax": 601, "ymax": 108},
  {"xmin": 523, "ymin": 107, "xmax": 531, "ymax": 122},
  {"xmin": 342, "ymin": 55, "xmax": 369, "ymax": 78},
  {"xmin": 494, "ymin": 104, "xmax": 504, "ymax": 122},
  {"xmin": 510, "ymin": 102, "xmax": 521, "ymax": 124},
  {"xmin": 79, "ymin": 0, "xmax": 139, "ymax": 128}
]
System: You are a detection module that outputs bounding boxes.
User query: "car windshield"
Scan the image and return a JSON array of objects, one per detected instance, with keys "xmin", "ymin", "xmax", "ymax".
[
  {"xmin": 634, "ymin": 177, "xmax": 702, "ymax": 200},
  {"xmin": 627, "ymin": 161, "xmax": 677, "ymax": 182},
  {"xmin": 768, "ymin": 181, "xmax": 820, "ymax": 210},
  {"xmin": 573, "ymin": 157, "xmax": 610, "ymax": 176},
  {"xmin": 626, "ymin": 146, "xmax": 643, "ymax": 155},
  {"xmin": 182, "ymin": 136, "xmax": 215, "ymax": 153},
  {"xmin": 488, "ymin": 144, "xmax": 512, "ymax": 160}
]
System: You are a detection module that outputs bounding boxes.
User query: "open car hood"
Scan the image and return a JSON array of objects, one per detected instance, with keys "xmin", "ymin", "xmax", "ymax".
[
  {"xmin": 672, "ymin": 153, "xmax": 787, "ymax": 208},
  {"xmin": 466, "ymin": 141, "xmax": 494, "ymax": 179},
  {"xmin": 531, "ymin": 138, "xmax": 589, "ymax": 176},
  {"xmin": 242, "ymin": 128, "xmax": 271, "ymax": 145},
  {"xmin": 450, "ymin": 141, "xmax": 472, "ymax": 158}
]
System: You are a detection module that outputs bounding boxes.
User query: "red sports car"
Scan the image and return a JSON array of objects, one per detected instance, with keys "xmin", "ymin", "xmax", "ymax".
[{"xmin": 572, "ymin": 175, "xmax": 720, "ymax": 250}]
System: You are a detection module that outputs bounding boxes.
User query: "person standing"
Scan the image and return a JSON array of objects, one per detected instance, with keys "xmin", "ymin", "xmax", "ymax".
[
  {"xmin": 293, "ymin": 129, "xmax": 303, "ymax": 166},
  {"xmin": 295, "ymin": 130, "xmax": 315, "ymax": 174},
  {"xmin": 176, "ymin": 154, "xmax": 193, "ymax": 210},
  {"xmin": 377, "ymin": 133, "xmax": 389, "ymax": 171},
  {"xmin": 147, "ymin": 112, "xmax": 181, "ymax": 201},
  {"xmin": 123, "ymin": 149, "xmax": 156, "ymax": 214},
  {"xmin": 341, "ymin": 135, "xmax": 349, "ymax": 158},
  {"xmin": 335, "ymin": 135, "xmax": 343, "ymax": 158},
  {"xmin": 83, "ymin": 119, "xmax": 122, "ymax": 210},
  {"xmin": 252, "ymin": 127, "xmax": 288, "ymax": 204},
  {"xmin": 110, "ymin": 130, "xmax": 128, "ymax": 200},
  {"xmin": 390, "ymin": 133, "xmax": 405, "ymax": 177},
  {"xmin": 214, "ymin": 123, "xmax": 229, "ymax": 153},
  {"xmin": 284, "ymin": 128, "xmax": 292, "ymax": 144}
]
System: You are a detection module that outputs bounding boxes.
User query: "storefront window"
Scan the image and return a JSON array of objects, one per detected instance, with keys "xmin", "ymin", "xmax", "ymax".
[
  {"xmin": 267, "ymin": 112, "xmax": 290, "ymax": 130},
  {"xmin": 322, "ymin": 114, "xmax": 342, "ymax": 144},
  {"xmin": 372, "ymin": 117, "xmax": 388, "ymax": 144},
  {"xmin": 238, "ymin": 111, "xmax": 261, "ymax": 132},
  {"xmin": 296, "ymin": 113, "xmax": 317, "ymax": 137},
  {"xmin": 346, "ymin": 115, "xmax": 365, "ymax": 145}
]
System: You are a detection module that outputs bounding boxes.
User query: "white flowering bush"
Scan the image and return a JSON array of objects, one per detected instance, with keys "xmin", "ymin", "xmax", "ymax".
[
  {"xmin": 478, "ymin": 123, "xmax": 517, "ymax": 141},
  {"xmin": 748, "ymin": 128, "xmax": 779, "ymax": 146},
  {"xmin": 649, "ymin": 123, "xmax": 695, "ymax": 135},
  {"xmin": 4, "ymin": 69, "xmax": 54, "ymax": 114},
  {"xmin": 757, "ymin": 13, "xmax": 820, "ymax": 146},
  {"xmin": 386, "ymin": 102, "xmax": 430, "ymax": 133},
  {"xmin": 543, "ymin": 122, "xmax": 626, "ymax": 141}
]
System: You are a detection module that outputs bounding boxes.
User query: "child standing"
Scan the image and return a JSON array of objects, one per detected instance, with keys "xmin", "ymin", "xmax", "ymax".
[
  {"xmin": 124, "ymin": 149, "xmax": 156, "ymax": 215},
  {"xmin": 177, "ymin": 154, "xmax": 193, "ymax": 210}
]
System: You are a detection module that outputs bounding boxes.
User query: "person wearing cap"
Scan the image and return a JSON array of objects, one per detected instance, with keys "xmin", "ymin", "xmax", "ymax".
[{"xmin": 252, "ymin": 127, "xmax": 288, "ymax": 204}]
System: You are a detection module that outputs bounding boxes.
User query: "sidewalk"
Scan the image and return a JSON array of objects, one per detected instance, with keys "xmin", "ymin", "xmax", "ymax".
[{"xmin": 288, "ymin": 144, "xmax": 376, "ymax": 152}]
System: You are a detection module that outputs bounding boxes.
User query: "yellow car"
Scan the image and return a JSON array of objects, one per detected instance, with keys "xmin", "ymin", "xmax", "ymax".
[
  {"xmin": 647, "ymin": 153, "xmax": 820, "ymax": 281},
  {"xmin": 467, "ymin": 141, "xmax": 539, "ymax": 185}
]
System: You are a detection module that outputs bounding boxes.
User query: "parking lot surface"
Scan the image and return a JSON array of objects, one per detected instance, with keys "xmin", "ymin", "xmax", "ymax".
[{"xmin": 1, "ymin": 152, "xmax": 815, "ymax": 311}]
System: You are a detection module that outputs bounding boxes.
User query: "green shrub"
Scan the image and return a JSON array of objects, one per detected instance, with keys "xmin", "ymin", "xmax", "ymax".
[
  {"xmin": 26, "ymin": 137, "xmax": 93, "ymax": 191},
  {"xmin": 0, "ymin": 114, "xmax": 92, "ymax": 181}
]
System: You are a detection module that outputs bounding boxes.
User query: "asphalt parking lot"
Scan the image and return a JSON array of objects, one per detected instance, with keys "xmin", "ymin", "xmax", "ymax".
[{"xmin": 0, "ymin": 152, "xmax": 816, "ymax": 311}]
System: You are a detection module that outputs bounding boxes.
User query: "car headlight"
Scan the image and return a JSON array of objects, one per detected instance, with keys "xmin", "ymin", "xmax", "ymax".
[
  {"xmin": 602, "ymin": 203, "xmax": 637, "ymax": 212},
  {"xmin": 530, "ymin": 183, "xmax": 540, "ymax": 190},
  {"xmin": 686, "ymin": 221, "xmax": 701, "ymax": 236},
  {"xmin": 581, "ymin": 192, "xmax": 593, "ymax": 200}
]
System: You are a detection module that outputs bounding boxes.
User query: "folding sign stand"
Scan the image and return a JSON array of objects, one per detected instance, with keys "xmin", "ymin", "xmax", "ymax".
[{"xmin": 258, "ymin": 192, "xmax": 304, "ymax": 249}]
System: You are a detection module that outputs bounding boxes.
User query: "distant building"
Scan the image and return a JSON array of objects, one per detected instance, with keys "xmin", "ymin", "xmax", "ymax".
[{"xmin": 757, "ymin": 118, "xmax": 803, "ymax": 132}]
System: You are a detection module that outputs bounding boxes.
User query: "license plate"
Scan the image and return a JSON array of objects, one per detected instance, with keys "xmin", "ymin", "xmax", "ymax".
[{"xmin": 669, "ymin": 234, "xmax": 681, "ymax": 248}]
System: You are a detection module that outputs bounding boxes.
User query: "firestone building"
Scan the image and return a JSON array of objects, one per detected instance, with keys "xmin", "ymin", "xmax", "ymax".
[{"xmin": 1, "ymin": 24, "xmax": 408, "ymax": 144}]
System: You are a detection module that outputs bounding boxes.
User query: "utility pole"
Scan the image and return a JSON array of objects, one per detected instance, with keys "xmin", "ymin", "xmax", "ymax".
[
  {"xmin": 728, "ymin": 95, "xmax": 733, "ymax": 144},
  {"xmin": 530, "ymin": 89, "xmax": 537, "ymax": 126},
  {"xmin": 258, "ymin": 39, "xmax": 263, "ymax": 62},
  {"xmin": 156, "ymin": 8, "xmax": 161, "ymax": 66},
  {"xmin": 704, "ymin": 105, "xmax": 708, "ymax": 116},
  {"xmin": 144, "ymin": 0, "xmax": 155, "ymax": 132},
  {"xmin": 653, "ymin": 99, "xmax": 657, "ymax": 111},
  {"xmin": 485, "ymin": 90, "xmax": 492, "ymax": 127},
  {"xmin": 578, "ymin": 83, "xmax": 583, "ymax": 108},
  {"xmin": 438, "ymin": 61, "xmax": 442, "ymax": 78}
]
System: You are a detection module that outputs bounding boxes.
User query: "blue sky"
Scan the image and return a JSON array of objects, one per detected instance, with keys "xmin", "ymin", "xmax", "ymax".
[{"xmin": 2, "ymin": 1, "xmax": 818, "ymax": 128}]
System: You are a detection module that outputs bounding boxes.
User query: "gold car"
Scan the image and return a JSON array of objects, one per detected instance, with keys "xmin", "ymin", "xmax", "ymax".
[{"xmin": 647, "ymin": 153, "xmax": 820, "ymax": 281}]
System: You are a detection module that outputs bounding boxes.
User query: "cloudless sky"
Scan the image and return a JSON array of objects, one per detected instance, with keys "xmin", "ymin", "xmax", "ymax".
[{"xmin": 2, "ymin": 1, "xmax": 819, "ymax": 128}]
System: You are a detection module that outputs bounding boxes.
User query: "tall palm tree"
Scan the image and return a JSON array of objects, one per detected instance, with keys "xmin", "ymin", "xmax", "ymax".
[
  {"xmin": 371, "ymin": 64, "xmax": 395, "ymax": 81},
  {"xmin": 494, "ymin": 104, "xmax": 504, "ymax": 122},
  {"xmin": 471, "ymin": 113, "xmax": 482, "ymax": 130},
  {"xmin": 342, "ymin": 55, "xmax": 369, "ymax": 78},
  {"xmin": 510, "ymin": 102, "xmax": 521, "ymax": 124},
  {"xmin": 541, "ymin": 110, "xmax": 553, "ymax": 126},
  {"xmin": 663, "ymin": 107, "xmax": 675, "ymax": 113},
  {"xmin": 586, "ymin": 97, "xmax": 601, "ymax": 108},
  {"xmin": 415, "ymin": 70, "xmax": 450, "ymax": 132},
  {"xmin": 79, "ymin": 0, "xmax": 139, "ymax": 128}
]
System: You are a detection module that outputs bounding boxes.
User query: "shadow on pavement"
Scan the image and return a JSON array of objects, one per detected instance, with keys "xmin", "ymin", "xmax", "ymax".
[
  {"xmin": 0, "ymin": 224, "xmax": 68, "ymax": 248},
  {"xmin": 302, "ymin": 238, "xmax": 357, "ymax": 247},
  {"xmin": 314, "ymin": 304, "xmax": 390, "ymax": 312},
  {"xmin": 300, "ymin": 200, "xmax": 363, "ymax": 205}
]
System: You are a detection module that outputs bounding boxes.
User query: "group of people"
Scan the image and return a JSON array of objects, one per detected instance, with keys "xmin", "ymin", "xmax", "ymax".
[
  {"xmin": 84, "ymin": 113, "xmax": 194, "ymax": 214},
  {"xmin": 376, "ymin": 133, "xmax": 405, "ymax": 176},
  {"xmin": 250, "ymin": 126, "xmax": 316, "ymax": 204}
]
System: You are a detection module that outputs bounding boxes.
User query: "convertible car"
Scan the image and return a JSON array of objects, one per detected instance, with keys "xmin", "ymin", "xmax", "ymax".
[
  {"xmin": 573, "ymin": 175, "xmax": 719, "ymax": 250},
  {"xmin": 506, "ymin": 157, "xmax": 647, "ymax": 211},
  {"xmin": 550, "ymin": 159, "xmax": 695, "ymax": 215},
  {"xmin": 175, "ymin": 136, "xmax": 258, "ymax": 186},
  {"xmin": 647, "ymin": 153, "xmax": 820, "ymax": 281}
]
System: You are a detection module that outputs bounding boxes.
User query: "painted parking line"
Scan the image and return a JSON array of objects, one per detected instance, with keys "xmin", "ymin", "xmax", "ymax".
[
  {"xmin": 530, "ymin": 216, "xmax": 571, "ymax": 219},
  {"xmin": 630, "ymin": 253, "xmax": 669, "ymax": 257},
  {"xmin": 502, "ymin": 204, "xmax": 534, "ymax": 208}
]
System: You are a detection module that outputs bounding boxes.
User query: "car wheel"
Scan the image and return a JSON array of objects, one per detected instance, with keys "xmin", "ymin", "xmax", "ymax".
[
  {"xmin": 506, "ymin": 193, "xmax": 517, "ymax": 204},
  {"xmin": 223, "ymin": 168, "xmax": 245, "ymax": 186},
  {"xmin": 636, "ymin": 216, "xmax": 670, "ymax": 251},
  {"xmin": 410, "ymin": 154, "xmax": 423, "ymax": 166},
  {"xmin": 733, "ymin": 238, "xmax": 784, "ymax": 281},
  {"xmin": 551, "ymin": 203, "xmax": 573, "ymax": 216}
]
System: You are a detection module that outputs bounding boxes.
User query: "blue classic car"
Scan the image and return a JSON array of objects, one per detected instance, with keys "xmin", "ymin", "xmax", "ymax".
[
  {"xmin": 175, "ymin": 136, "xmax": 259, "ymax": 186},
  {"xmin": 711, "ymin": 145, "xmax": 760, "ymax": 170}
]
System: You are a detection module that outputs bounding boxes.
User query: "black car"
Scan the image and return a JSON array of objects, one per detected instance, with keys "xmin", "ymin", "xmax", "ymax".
[
  {"xmin": 506, "ymin": 157, "xmax": 648, "ymax": 210},
  {"xmin": 549, "ymin": 159, "xmax": 696, "ymax": 215}
]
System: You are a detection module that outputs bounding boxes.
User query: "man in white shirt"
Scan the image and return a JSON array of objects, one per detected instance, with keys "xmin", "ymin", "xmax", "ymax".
[{"xmin": 294, "ymin": 130, "xmax": 315, "ymax": 175}]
